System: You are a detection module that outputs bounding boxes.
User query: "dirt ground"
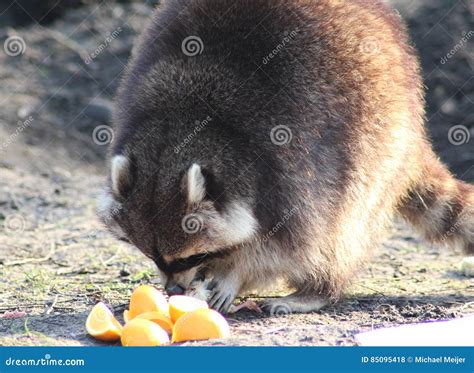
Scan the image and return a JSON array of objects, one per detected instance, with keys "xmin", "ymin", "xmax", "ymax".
[{"xmin": 0, "ymin": 0, "xmax": 473, "ymax": 346}]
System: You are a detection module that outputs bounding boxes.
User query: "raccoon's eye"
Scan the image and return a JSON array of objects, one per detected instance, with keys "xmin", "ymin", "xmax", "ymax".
[{"xmin": 118, "ymin": 237, "xmax": 131, "ymax": 244}]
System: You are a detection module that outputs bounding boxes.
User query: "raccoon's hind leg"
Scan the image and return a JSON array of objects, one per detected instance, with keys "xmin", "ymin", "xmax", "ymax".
[
  {"xmin": 261, "ymin": 292, "xmax": 328, "ymax": 315},
  {"xmin": 261, "ymin": 267, "xmax": 331, "ymax": 315}
]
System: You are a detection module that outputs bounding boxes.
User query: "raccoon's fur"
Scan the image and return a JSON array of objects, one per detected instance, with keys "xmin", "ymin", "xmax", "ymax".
[{"xmin": 98, "ymin": 0, "xmax": 474, "ymax": 313}]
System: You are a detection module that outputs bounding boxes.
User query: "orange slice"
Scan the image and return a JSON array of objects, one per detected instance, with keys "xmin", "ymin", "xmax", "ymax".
[
  {"xmin": 121, "ymin": 319, "xmax": 170, "ymax": 346},
  {"xmin": 172, "ymin": 308, "xmax": 230, "ymax": 343},
  {"xmin": 135, "ymin": 311, "xmax": 174, "ymax": 334},
  {"xmin": 129, "ymin": 285, "xmax": 168, "ymax": 319},
  {"xmin": 123, "ymin": 310, "xmax": 131, "ymax": 324},
  {"xmin": 86, "ymin": 302, "xmax": 123, "ymax": 342},
  {"xmin": 168, "ymin": 295, "xmax": 208, "ymax": 323}
]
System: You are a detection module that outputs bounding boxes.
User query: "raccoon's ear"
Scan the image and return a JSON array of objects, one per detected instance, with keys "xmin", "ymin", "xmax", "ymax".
[
  {"xmin": 186, "ymin": 164, "xmax": 206, "ymax": 204},
  {"xmin": 185, "ymin": 164, "xmax": 224, "ymax": 206},
  {"xmin": 111, "ymin": 155, "xmax": 133, "ymax": 198}
]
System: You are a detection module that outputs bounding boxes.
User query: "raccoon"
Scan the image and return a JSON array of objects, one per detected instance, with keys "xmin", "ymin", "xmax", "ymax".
[{"xmin": 98, "ymin": 0, "xmax": 474, "ymax": 313}]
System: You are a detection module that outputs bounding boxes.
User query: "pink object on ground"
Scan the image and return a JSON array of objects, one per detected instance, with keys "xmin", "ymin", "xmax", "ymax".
[
  {"xmin": 2, "ymin": 311, "xmax": 27, "ymax": 319},
  {"xmin": 228, "ymin": 300, "xmax": 263, "ymax": 314}
]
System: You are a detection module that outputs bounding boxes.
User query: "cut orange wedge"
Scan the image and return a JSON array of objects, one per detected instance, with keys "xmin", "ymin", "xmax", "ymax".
[
  {"xmin": 135, "ymin": 311, "xmax": 174, "ymax": 334},
  {"xmin": 123, "ymin": 310, "xmax": 131, "ymax": 324},
  {"xmin": 86, "ymin": 302, "xmax": 123, "ymax": 342},
  {"xmin": 129, "ymin": 285, "xmax": 168, "ymax": 319},
  {"xmin": 121, "ymin": 319, "xmax": 170, "ymax": 346},
  {"xmin": 168, "ymin": 295, "xmax": 208, "ymax": 323},
  {"xmin": 172, "ymin": 308, "xmax": 230, "ymax": 343}
]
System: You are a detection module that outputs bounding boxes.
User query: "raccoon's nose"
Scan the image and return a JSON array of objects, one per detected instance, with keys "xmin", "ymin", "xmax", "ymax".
[{"xmin": 165, "ymin": 282, "xmax": 186, "ymax": 296}]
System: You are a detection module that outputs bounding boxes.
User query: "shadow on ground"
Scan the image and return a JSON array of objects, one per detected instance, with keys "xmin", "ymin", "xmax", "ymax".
[{"xmin": 2, "ymin": 294, "xmax": 473, "ymax": 346}]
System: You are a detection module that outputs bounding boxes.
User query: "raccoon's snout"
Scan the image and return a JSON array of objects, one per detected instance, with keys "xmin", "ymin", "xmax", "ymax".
[{"xmin": 165, "ymin": 280, "xmax": 186, "ymax": 296}]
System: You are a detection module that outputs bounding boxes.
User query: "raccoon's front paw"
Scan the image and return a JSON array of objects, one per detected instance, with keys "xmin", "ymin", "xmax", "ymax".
[
  {"xmin": 208, "ymin": 278, "xmax": 238, "ymax": 314},
  {"xmin": 186, "ymin": 278, "xmax": 212, "ymax": 302}
]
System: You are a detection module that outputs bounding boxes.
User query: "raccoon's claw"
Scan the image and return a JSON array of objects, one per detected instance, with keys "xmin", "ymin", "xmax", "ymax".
[
  {"xmin": 209, "ymin": 293, "xmax": 231, "ymax": 313},
  {"xmin": 208, "ymin": 281, "xmax": 237, "ymax": 313},
  {"xmin": 209, "ymin": 289, "xmax": 235, "ymax": 313}
]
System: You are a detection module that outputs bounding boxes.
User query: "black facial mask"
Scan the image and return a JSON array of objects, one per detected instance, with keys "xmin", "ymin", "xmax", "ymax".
[{"xmin": 154, "ymin": 248, "xmax": 232, "ymax": 274}]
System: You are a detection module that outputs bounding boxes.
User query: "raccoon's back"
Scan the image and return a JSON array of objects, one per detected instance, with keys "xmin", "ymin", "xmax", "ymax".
[
  {"xmin": 119, "ymin": 0, "xmax": 422, "ymax": 135},
  {"xmin": 114, "ymin": 0, "xmax": 424, "ymax": 204}
]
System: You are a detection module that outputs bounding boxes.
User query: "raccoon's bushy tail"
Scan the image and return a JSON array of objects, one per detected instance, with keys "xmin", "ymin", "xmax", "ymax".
[{"xmin": 398, "ymin": 152, "xmax": 474, "ymax": 254}]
